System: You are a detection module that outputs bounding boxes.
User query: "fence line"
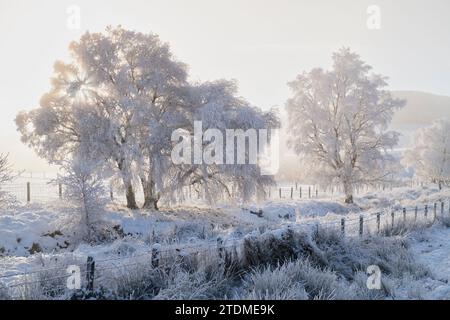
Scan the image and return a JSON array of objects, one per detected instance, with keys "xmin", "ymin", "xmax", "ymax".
[
  {"xmin": 0, "ymin": 178, "xmax": 433, "ymax": 205},
  {"xmin": 1, "ymin": 198, "xmax": 449, "ymax": 299}
]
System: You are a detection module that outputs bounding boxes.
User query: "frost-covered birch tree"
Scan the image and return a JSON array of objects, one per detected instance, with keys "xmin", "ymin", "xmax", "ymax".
[
  {"xmin": 16, "ymin": 26, "xmax": 276, "ymax": 209},
  {"xmin": 285, "ymin": 48, "xmax": 405, "ymax": 203},
  {"xmin": 0, "ymin": 153, "xmax": 14, "ymax": 186},
  {"xmin": 404, "ymin": 118, "xmax": 450, "ymax": 190},
  {"xmin": 168, "ymin": 80, "xmax": 278, "ymax": 204}
]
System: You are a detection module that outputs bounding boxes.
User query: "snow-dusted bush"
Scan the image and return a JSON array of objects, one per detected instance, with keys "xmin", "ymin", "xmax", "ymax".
[
  {"xmin": 109, "ymin": 264, "xmax": 165, "ymax": 300},
  {"xmin": 437, "ymin": 215, "xmax": 450, "ymax": 228},
  {"xmin": 238, "ymin": 258, "xmax": 392, "ymax": 300},
  {"xmin": 3, "ymin": 215, "xmax": 436, "ymax": 300},
  {"xmin": 242, "ymin": 229, "xmax": 298, "ymax": 267},
  {"xmin": 154, "ymin": 266, "xmax": 231, "ymax": 300},
  {"xmin": 312, "ymin": 227, "xmax": 428, "ymax": 280},
  {"xmin": 240, "ymin": 224, "xmax": 428, "ymax": 298},
  {"xmin": 0, "ymin": 284, "xmax": 10, "ymax": 300},
  {"xmin": 16, "ymin": 26, "xmax": 277, "ymax": 210},
  {"xmin": 57, "ymin": 157, "xmax": 108, "ymax": 242},
  {"xmin": 238, "ymin": 262, "xmax": 309, "ymax": 300}
]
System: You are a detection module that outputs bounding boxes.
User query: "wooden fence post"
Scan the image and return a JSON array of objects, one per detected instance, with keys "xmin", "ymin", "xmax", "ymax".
[
  {"xmin": 217, "ymin": 237, "xmax": 224, "ymax": 261},
  {"xmin": 376, "ymin": 213, "xmax": 381, "ymax": 233},
  {"xmin": 341, "ymin": 218, "xmax": 345, "ymax": 236},
  {"xmin": 441, "ymin": 201, "xmax": 444, "ymax": 215},
  {"xmin": 359, "ymin": 216, "xmax": 363, "ymax": 236},
  {"xmin": 279, "ymin": 188, "xmax": 282, "ymax": 199},
  {"xmin": 151, "ymin": 244, "xmax": 161, "ymax": 268},
  {"xmin": 315, "ymin": 189, "xmax": 318, "ymax": 198},
  {"xmin": 86, "ymin": 256, "xmax": 95, "ymax": 294},
  {"xmin": 290, "ymin": 187, "xmax": 293, "ymax": 199},
  {"xmin": 433, "ymin": 203, "xmax": 437, "ymax": 221},
  {"xmin": 403, "ymin": 208, "xmax": 406, "ymax": 222},
  {"xmin": 26, "ymin": 182, "xmax": 30, "ymax": 203},
  {"xmin": 299, "ymin": 187, "xmax": 302, "ymax": 198},
  {"xmin": 414, "ymin": 206, "xmax": 418, "ymax": 222},
  {"xmin": 424, "ymin": 204, "xmax": 428, "ymax": 218},
  {"xmin": 391, "ymin": 211, "xmax": 395, "ymax": 228},
  {"xmin": 308, "ymin": 186, "xmax": 311, "ymax": 198},
  {"xmin": 58, "ymin": 183, "xmax": 62, "ymax": 199}
]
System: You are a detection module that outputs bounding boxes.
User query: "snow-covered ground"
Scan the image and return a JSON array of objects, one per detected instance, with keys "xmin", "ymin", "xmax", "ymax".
[
  {"xmin": 1, "ymin": 185, "xmax": 449, "ymax": 299},
  {"xmin": 408, "ymin": 225, "xmax": 450, "ymax": 299}
]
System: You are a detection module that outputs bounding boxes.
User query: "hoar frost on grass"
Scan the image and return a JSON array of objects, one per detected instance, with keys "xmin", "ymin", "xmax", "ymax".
[{"xmin": 5, "ymin": 223, "xmax": 444, "ymax": 300}]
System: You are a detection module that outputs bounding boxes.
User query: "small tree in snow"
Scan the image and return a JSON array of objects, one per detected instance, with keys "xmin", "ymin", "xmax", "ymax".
[
  {"xmin": 16, "ymin": 26, "xmax": 188, "ymax": 210},
  {"xmin": 0, "ymin": 153, "xmax": 17, "ymax": 207},
  {"xmin": 58, "ymin": 157, "xmax": 107, "ymax": 241},
  {"xmin": 404, "ymin": 118, "xmax": 450, "ymax": 190},
  {"xmin": 285, "ymin": 48, "xmax": 405, "ymax": 203},
  {"xmin": 0, "ymin": 153, "xmax": 14, "ymax": 185}
]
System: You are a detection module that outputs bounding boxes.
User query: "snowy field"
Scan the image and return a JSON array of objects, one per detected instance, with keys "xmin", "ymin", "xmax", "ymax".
[{"xmin": 1, "ymin": 184, "xmax": 449, "ymax": 300}]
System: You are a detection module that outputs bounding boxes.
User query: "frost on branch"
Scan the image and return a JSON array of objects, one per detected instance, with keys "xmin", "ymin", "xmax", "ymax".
[
  {"xmin": 285, "ymin": 48, "xmax": 405, "ymax": 204},
  {"xmin": 0, "ymin": 153, "xmax": 18, "ymax": 208}
]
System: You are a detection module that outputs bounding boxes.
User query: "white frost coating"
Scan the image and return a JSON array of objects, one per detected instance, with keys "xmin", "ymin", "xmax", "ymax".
[{"xmin": 285, "ymin": 48, "xmax": 405, "ymax": 204}]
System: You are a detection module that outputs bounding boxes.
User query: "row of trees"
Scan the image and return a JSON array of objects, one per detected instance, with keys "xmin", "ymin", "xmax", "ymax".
[
  {"xmin": 285, "ymin": 48, "xmax": 405, "ymax": 203},
  {"xmin": 16, "ymin": 27, "xmax": 277, "ymax": 210},
  {"xmin": 15, "ymin": 27, "xmax": 448, "ymax": 208}
]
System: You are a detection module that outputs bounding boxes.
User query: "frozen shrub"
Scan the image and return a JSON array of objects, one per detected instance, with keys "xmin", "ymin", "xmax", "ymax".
[
  {"xmin": 57, "ymin": 157, "xmax": 108, "ymax": 242},
  {"xmin": 0, "ymin": 284, "xmax": 10, "ymax": 300},
  {"xmin": 242, "ymin": 228, "xmax": 325, "ymax": 268},
  {"xmin": 239, "ymin": 259, "xmax": 355, "ymax": 300},
  {"xmin": 290, "ymin": 260, "xmax": 340, "ymax": 299},
  {"xmin": 105, "ymin": 264, "xmax": 165, "ymax": 300},
  {"xmin": 154, "ymin": 266, "xmax": 232, "ymax": 300},
  {"xmin": 379, "ymin": 220, "xmax": 414, "ymax": 237},
  {"xmin": 342, "ymin": 271, "xmax": 388, "ymax": 300}
]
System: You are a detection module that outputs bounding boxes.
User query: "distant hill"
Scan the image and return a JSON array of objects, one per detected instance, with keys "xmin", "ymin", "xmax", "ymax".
[{"xmin": 391, "ymin": 91, "xmax": 450, "ymax": 127}]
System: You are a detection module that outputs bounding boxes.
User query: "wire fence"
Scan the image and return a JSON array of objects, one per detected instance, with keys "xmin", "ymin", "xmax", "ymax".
[
  {"xmin": 267, "ymin": 179, "xmax": 426, "ymax": 201},
  {"xmin": 1, "ymin": 198, "xmax": 449, "ymax": 300},
  {"xmin": 0, "ymin": 172, "xmax": 428, "ymax": 205}
]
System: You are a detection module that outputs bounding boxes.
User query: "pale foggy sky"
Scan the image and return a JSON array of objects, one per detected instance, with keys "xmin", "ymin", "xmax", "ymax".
[{"xmin": 1, "ymin": 0, "xmax": 450, "ymax": 172}]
